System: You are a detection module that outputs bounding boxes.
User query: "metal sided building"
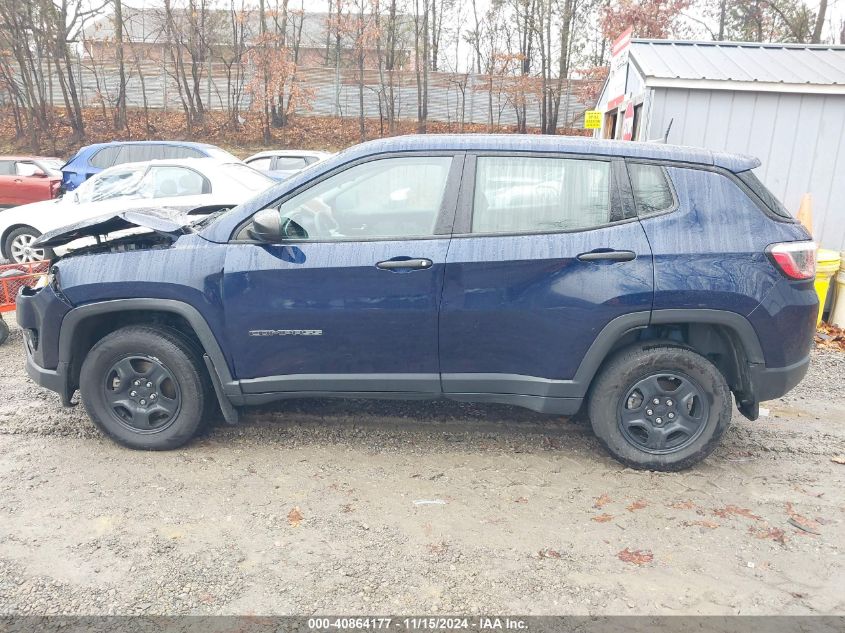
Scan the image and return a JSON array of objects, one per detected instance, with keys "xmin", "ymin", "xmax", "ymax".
[{"xmin": 592, "ymin": 38, "xmax": 845, "ymax": 251}]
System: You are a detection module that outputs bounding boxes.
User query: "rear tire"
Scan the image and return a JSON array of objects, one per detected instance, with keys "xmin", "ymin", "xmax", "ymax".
[
  {"xmin": 588, "ymin": 344, "xmax": 732, "ymax": 471},
  {"xmin": 79, "ymin": 325, "xmax": 210, "ymax": 450},
  {"xmin": 4, "ymin": 226, "xmax": 54, "ymax": 263}
]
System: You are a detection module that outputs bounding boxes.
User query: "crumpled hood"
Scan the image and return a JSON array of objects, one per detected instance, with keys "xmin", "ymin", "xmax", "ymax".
[{"xmin": 34, "ymin": 205, "xmax": 220, "ymax": 249}]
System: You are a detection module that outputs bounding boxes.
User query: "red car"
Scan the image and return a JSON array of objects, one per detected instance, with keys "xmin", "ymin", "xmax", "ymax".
[{"xmin": 0, "ymin": 156, "xmax": 63, "ymax": 208}]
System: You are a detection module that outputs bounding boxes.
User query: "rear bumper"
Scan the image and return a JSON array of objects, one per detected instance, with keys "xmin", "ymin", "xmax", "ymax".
[{"xmin": 749, "ymin": 354, "xmax": 810, "ymax": 403}]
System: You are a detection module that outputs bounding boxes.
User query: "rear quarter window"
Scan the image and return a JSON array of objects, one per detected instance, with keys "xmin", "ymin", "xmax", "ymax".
[
  {"xmin": 628, "ymin": 163, "xmax": 675, "ymax": 216},
  {"xmin": 737, "ymin": 170, "xmax": 793, "ymax": 220}
]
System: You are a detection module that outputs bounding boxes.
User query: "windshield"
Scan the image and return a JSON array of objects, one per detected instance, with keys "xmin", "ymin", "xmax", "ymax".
[
  {"xmin": 220, "ymin": 163, "xmax": 276, "ymax": 192},
  {"xmin": 37, "ymin": 158, "xmax": 63, "ymax": 175}
]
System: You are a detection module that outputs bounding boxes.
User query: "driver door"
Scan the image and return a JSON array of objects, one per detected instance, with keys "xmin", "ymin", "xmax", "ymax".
[{"xmin": 221, "ymin": 153, "xmax": 463, "ymax": 395}]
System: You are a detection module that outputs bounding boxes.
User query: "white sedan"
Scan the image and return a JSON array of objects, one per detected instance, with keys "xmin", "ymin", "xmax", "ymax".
[
  {"xmin": 0, "ymin": 158, "xmax": 275, "ymax": 263},
  {"xmin": 245, "ymin": 150, "xmax": 333, "ymax": 181}
]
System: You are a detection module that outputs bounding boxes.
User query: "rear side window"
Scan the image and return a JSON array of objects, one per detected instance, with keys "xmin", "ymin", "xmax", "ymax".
[
  {"xmin": 737, "ymin": 170, "xmax": 793, "ymax": 219},
  {"xmin": 89, "ymin": 147, "xmax": 121, "ymax": 168},
  {"xmin": 115, "ymin": 144, "xmax": 166, "ymax": 164},
  {"xmin": 138, "ymin": 166, "xmax": 210, "ymax": 197},
  {"xmin": 160, "ymin": 146, "xmax": 205, "ymax": 159},
  {"xmin": 628, "ymin": 163, "xmax": 674, "ymax": 215},
  {"xmin": 472, "ymin": 156, "xmax": 611, "ymax": 233},
  {"xmin": 275, "ymin": 156, "xmax": 309, "ymax": 170}
]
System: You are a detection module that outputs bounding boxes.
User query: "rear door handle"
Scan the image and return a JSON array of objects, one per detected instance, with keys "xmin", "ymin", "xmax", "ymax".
[
  {"xmin": 376, "ymin": 258, "xmax": 433, "ymax": 271},
  {"xmin": 577, "ymin": 250, "xmax": 637, "ymax": 262}
]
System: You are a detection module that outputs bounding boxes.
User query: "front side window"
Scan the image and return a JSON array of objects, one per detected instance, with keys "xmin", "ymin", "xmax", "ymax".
[
  {"xmin": 16, "ymin": 162, "xmax": 41, "ymax": 177},
  {"xmin": 628, "ymin": 163, "xmax": 674, "ymax": 215},
  {"xmin": 272, "ymin": 156, "xmax": 453, "ymax": 241},
  {"xmin": 0, "ymin": 160, "xmax": 16, "ymax": 175},
  {"xmin": 472, "ymin": 156, "xmax": 611, "ymax": 233}
]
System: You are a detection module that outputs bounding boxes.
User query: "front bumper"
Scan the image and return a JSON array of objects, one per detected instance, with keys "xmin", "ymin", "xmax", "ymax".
[
  {"xmin": 25, "ymin": 346, "xmax": 74, "ymax": 405},
  {"xmin": 17, "ymin": 283, "xmax": 74, "ymax": 405}
]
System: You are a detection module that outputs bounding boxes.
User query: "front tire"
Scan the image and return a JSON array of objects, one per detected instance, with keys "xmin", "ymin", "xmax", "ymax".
[
  {"xmin": 4, "ymin": 226, "xmax": 53, "ymax": 263},
  {"xmin": 588, "ymin": 345, "xmax": 732, "ymax": 471},
  {"xmin": 79, "ymin": 325, "xmax": 209, "ymax": 450}
]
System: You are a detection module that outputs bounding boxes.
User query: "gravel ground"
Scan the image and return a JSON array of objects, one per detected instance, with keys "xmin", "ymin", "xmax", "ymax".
[{"xmin": 0, "ymin": 314, "xmax": 843, "ymax": 616}]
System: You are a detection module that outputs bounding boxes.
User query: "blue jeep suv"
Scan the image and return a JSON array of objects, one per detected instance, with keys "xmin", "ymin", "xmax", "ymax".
[
  {"xmin": 16, "ymin": 135, "xmax": 817, "ymax": 470},
  {"xmin": 60, "ymin": 141, "xmax": 239, "ymax": 192}
]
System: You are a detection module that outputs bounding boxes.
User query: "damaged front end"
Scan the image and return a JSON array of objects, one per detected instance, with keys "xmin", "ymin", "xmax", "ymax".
[{"xmin": 34, "ymin": 205, "xmax": 230, "ymax": 259}]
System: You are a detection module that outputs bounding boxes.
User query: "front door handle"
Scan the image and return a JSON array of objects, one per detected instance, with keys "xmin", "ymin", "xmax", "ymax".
[
  {"xmin": 376, "ymin": 258, "xmax": 433, "ymax": 271},
  {"xmin": 577, "ymin": 250, "xmax": 637, "ymax": 262}
]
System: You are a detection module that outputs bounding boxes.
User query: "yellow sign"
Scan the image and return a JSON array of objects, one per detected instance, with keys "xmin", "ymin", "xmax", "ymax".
[{"xmin": 584, "ymin": 110, "xmax": 602, "ymax": 129}]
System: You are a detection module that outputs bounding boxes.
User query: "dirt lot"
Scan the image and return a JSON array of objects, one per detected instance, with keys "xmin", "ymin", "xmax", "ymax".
[{"xmin": 0, "ymin": 314, "xmax": 843, "ymax": 617}]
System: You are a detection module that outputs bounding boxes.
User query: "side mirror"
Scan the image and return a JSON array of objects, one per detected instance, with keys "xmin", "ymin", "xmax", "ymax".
[
  {"xmin": 248, "ymin": 208, "xmax": 283, "ymax": 242},
  {"xmin": 247, "ymin": 208, "xmax": 309, "ymax": 242}
]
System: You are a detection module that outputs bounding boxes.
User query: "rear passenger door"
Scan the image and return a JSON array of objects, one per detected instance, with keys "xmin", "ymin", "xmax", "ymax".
[{"xmin": 439, "ymin": 153, "xmax": 654, "ymax": 404}]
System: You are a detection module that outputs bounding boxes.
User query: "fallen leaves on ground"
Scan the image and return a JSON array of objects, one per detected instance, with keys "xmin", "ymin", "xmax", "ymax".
[
  {"xmin": 626, "ymin": 500, "xmax": 647, "ymax": 512},
  {"xmin": 681, "ymin": 520, "xmax": 720, "ymax": 529},
  {"xmin": 514, "ymin": 496, "xmax": 528, "ymax": 504},
  {"xmin": 785, "ymin": 502, "xmax": 821, "ymax": 535},
  {"xmin": 592, "ymin": 513, "xmax": 614, "ymax": 523},
  {"xmin": 815, "ymin": 323, "xmax": 845, "ymax": 352},
  {"xmin": 618, "ymin": 548, "xmax": 653, "ymax": 565},
  {"xmin": 287, "ymin": 506, "xmax": 304, "ymax": 527},
  {"xmin": 712, "ymin": 505, "xmax": 762, "ymax": 521},
  {"xmin": 749, "ymin": 526, "xmax": 787, "ymax": 544},
  {"xmin": 668, "ymin": 500, "xmax": 698, "ymax": 510},
  {"xmin": 832, "ymin": 456, "xmax": 845, "ymax": 465},
  {"xmin": 427, "ymin": 541, "xmax": 449, "ymax": 555},
  {"xmin": 594, "ymin": 493, "xmax": 611, "ymax": 509},
  {"xmin": 538, "ymin": 549, "xmax": 562, "ymax": 559}
]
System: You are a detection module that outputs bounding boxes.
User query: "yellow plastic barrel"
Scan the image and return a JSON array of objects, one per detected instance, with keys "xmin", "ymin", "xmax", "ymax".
[
  {"xmin": 815, "ymin": 249, "xmax": 841, "ymax": 325},
  {"xmin": 830, "ymin": 254, "xmax": 845, "ymax": 328}
]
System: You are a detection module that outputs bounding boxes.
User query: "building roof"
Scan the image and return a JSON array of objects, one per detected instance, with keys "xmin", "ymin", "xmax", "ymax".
[{"xmin": 629, "ymin": 40, "xmax": 845, "ymax": 93}]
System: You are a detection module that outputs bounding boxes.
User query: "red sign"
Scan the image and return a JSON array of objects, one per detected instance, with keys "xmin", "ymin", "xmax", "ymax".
[{"xmin": 622, "ymin": 102, "xmax": 635, "ymax": 141}]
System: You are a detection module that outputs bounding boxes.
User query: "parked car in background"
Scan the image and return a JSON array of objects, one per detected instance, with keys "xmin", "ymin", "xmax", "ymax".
[
  {"xmin": 245, "ymin": 150, "xmax": 333, "ymax": 180},
  {"xmin": 1, "ymin": 158, "xmax": 275, "ymax": 263},
  {"xmin": 16, "ymin": 135, "xmax": 817, "ymax": 471},
  {"xmin": 60, "ymin": 141, "xmax": 240, "ymax": 192},
  {"xmin": 0, "ymin": 156, "xmax": 63, "ymax": 208}
]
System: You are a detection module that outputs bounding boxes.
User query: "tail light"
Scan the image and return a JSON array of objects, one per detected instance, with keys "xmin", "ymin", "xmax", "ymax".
[{"xmin": 766, "ymin": 241, "xmax": 817, "ymax": 280}]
